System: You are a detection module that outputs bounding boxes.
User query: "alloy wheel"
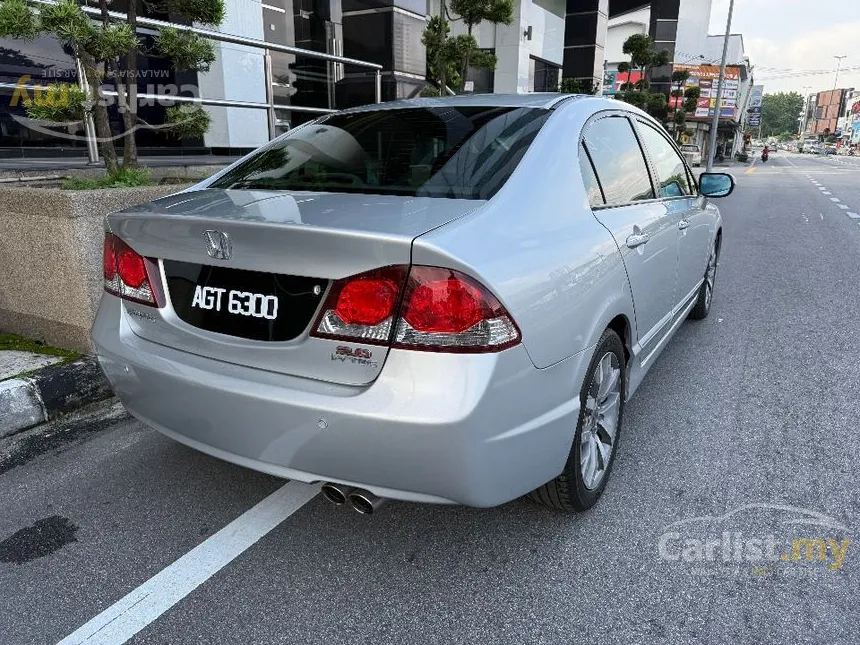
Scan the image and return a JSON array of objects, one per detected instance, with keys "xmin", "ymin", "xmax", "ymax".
[{"xmin": 580, "ymin": 351, "xmax": 622, "ymax": 490}]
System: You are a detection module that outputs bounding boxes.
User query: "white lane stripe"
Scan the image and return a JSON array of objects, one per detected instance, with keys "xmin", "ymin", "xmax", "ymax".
[
  {"xmin": 830, "ymin": 197, "xmax": 840, "ymax": 202},
  {"xmin": 823, "ymin": 191, "xmax": 832, "ymax": 195},
  {"xmin": 848, "ymin": 212, "xmax": 860, "ymax": 219},
  {"xmin": 57, "ymin": 481, "xmax": 319, "ymax": 645},
  {"xmin": 838, "ymin": 204, "xmax": 849, "ymax": 209}
]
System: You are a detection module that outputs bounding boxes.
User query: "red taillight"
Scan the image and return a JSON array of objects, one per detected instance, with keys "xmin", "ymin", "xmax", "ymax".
[
  {"xmin": 312, "ymin": 266, "xmax": 407, "ymax": 344},
  {"xmin": 402, "ymin": 269, "xmax": 485, "ymax": 334},
  {"xmin": 394, "ymin": 267, "xmax": 520, "ymax": 352},
  {"xmin": 103, "ymin": 239, "xmax": 116, "ymax": 281},
  {"xmin": 116, "ymin": 246, "xmax": 147, "ymax": 289},
  {"xmin": 311, "ymin": 265, "xmax": 520, "ymax": 352},
  {"xmin": 103, "ymin": 233, "xmax": 160, "ymax": 307},
  {"xmin": 335, "ymin": 276, "xmax": 401, "ymax": 326}
]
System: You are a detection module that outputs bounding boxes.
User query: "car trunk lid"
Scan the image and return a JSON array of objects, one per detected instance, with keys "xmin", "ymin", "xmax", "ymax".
[{"xmin": 108, "ymin": 188, "xmax": 483, "ymax": 385}]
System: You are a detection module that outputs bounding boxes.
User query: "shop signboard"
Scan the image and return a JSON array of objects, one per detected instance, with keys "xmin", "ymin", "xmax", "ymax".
[
  {"xmin": 603, "ymin": 69, "xmax": 644, "ymax": 95},
  {"xmin": 669, "ymin": 64, "xmax": 742, "ymax": 120}
]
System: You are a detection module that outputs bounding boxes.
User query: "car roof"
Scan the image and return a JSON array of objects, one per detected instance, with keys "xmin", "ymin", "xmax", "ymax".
[{"xmin": 338, "ymin": 93, "xmax": 588, "ymax": 114}]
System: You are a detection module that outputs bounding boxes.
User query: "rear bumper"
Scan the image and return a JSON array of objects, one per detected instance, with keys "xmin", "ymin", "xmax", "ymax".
[{"xmin": 91, "ymin": 295, "xmax": 588, "ymax": 506}]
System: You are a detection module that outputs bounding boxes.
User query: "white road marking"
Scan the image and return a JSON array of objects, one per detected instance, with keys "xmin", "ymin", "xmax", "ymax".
[
  {"xmin": 848, "ymin": 212, "xmax": 860, "ymax": 219},
  {"xmin": 820, "ymin": 213, "xmax": 824, "ymax": 220},
  {"xmin": 56, "ymin": 481, "xmax": 319, "ymax": 645},
  {"xmin": 838, "ymin": 204, "xmax": 849, "ymax": 210},
  {"xmin": 830, "ymin": 197, "xmax": 840, "ymax": 202},
  {"xmin": 823, "ymin": 191, "xmax": 832, "ymax": 195}
]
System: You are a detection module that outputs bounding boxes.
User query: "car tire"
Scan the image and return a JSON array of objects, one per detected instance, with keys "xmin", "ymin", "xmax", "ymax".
[
  {"xmin": 529, "ymin": 329, "xmax": 626, "ymax": 512},
  {"xmin": 689, "ymin": 237, "xmax": 720, "ymax": 320}
]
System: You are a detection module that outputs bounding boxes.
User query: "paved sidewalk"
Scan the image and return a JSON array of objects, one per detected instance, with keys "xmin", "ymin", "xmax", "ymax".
[{"xmin": 0, "ymin": 339, "xmax": 111, "ymax": 438}]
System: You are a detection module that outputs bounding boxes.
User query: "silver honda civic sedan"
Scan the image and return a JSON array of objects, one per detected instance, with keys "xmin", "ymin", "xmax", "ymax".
[{"xmin": 92, "ymin": 94, "xmax": 734, "ymax": 513}]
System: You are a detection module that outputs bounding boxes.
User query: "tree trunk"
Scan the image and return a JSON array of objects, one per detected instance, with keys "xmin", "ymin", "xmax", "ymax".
[
  {"xmin": 80, "ymin": 53, "xmax": 118, "ymax": 174},
  {"xmin": 461, "ymin": 23, "xmax": 472, "ymax": 92},
  {"xmin": 438, "ymin": 0, "xmax": 447, "ymax": 93},
  {"xmin": 96, "ymin": 0, "xmax": 136, "ymax": 171}
]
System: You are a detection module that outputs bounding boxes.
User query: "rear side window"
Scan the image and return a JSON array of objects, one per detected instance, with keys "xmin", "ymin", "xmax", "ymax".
[
  {"xmin": 210, "ymin": 107, "xmax": 551, "ymax": 200},
  {"xmin": 579, "ymin": 144, "xmax": 605, "ymax": 207},
  {"xmin": 582, "ymin": 116, "xmax": 654, "ymax": 206},
  {"xmin": 636, "ymin": 121, "xmax": 694, "ymax": 198}
]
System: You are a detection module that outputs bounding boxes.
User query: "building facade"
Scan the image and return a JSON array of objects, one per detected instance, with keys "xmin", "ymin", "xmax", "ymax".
[
  {"xmin": 0, "ymin": 0, "xmax": 750, "ymax": 157},
  {"xmin": 841, "ymin": 90, "xmax": 860, "ymax": 145},
  {"xmin": 805, "ymin": 88, "xmax": 853, "ymax": 137}
]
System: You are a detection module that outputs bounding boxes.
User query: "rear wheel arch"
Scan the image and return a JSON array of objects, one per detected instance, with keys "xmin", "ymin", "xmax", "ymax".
[{"xmin": 606, "ymin": 314, "xmax": 632, "ymax": 368}]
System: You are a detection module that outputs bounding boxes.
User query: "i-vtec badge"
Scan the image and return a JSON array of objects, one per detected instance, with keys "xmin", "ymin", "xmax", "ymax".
[{"xmin": 191, "ymin": 286, "xmax": 278, "ymax": 320}]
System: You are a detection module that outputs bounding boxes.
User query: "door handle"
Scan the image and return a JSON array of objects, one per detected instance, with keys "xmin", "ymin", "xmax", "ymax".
[
  {"xmin": 626, "ymin": 232, "xmax": 650, "ymax": 249},
  {"xmin": 678, "ymin": 219, "xmax": 690, "ymax": 230}
]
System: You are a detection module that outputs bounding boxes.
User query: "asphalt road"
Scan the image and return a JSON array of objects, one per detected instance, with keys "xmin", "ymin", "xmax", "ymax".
[{"xmin": 3, "ymin": 151, "xmax": 860, "ymax": 645}]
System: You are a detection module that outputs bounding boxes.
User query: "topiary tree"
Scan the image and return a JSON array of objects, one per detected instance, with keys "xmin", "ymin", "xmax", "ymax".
[
  {"xmin": 423, "ymin": 0, "xmax": 512, "ymax": 94},
  {"xmin": 448, "ymin": 0, "xmax": 512, "ymax": 88},
  {"xmin": 422, "ymin": 15, "xmax": 460, "ymax": 94},
  {"xmin": 615, "ymin": 33, "xmax": 670, "ymax": 119},
  {"xmin": 617, "ymin": 61, "xmax": 631, "ymax": 91},
  {"xmin": 0, "ymin": 0, "xmax": 225, "ymax": 174},
  {"xmin": 669, "ymin": 69, "xmax": 689, "ymax": 139},
  {"xmin": 558, "ymin": 77, "xmax": 598, "ymax": 95}
]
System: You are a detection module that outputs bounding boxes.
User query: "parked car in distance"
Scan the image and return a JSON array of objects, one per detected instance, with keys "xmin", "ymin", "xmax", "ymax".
[
  {"xmin": 92, "ymin": 94, "xmax": 733, "ymax": 514},
  {"xmin": 802, "ymin": 138, "xmax": 820, "ymax": 153},
  {"xmin": 680, "ymin": 144, "xmax": 703, "ymax": 166}
]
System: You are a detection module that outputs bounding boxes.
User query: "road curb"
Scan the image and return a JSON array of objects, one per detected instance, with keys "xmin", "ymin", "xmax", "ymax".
[{"xmin": 0, "ymin": 357, "xmax": 112, "ymax": 439}]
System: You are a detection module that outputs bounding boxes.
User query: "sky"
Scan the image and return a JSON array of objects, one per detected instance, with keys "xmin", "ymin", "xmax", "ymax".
[{"xmin": 707, "ymin": 0, "xmax": 860, "ymax": 96}]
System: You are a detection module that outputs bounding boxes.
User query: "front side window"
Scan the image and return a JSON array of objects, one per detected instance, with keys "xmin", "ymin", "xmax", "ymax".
[
  {"xmin": 581, "ymin": 116, "xmax": 654, "ymax": 206},
  {"xmin": 636, "ymin": 121, "xmax": 694, "ymax": 198},
  {"xmin": 210, "ymin": 107, "xmax": 551, "ymax": 200}
]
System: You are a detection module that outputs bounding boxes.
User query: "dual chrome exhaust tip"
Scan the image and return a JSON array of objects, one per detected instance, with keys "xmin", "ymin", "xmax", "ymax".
[{"xmin": 321, "ymin": 482, "xmax": 386, "ymax": 515}]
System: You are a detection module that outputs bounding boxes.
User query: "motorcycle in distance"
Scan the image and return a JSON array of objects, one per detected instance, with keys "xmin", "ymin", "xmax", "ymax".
[{"xmin": 761, "ymin": 146, "xmax": 770, "ymax": 163}]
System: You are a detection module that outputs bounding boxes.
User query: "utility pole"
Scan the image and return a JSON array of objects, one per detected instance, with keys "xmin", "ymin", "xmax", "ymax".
[
  {"xmin": 798, "ymin": 85, "xmax": 811, "ymax": 135},
  {"xmin": 833, "ymin": 55, "xmax": 847, "ymax": 91},
  {"xmin": 705, "ymin": 0, "xmax": 734, "ymax": 172}
]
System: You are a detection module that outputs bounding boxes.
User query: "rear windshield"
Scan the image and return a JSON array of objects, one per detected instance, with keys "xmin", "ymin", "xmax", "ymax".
[{"xmin": 210, "ymin": 106, "xmax": 550, "ymax": 199}]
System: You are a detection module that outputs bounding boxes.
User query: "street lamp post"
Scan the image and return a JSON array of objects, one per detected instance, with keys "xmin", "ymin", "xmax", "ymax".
[
  {"xmin": 705, "ymin": 0, "xmax": 735, "ymax": 172},
  {"xmin": 833, "ymin": 55, "xmax": 847, "ymax": 91}
]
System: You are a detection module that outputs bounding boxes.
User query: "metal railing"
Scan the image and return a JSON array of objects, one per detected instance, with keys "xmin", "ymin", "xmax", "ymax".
[{"xmin": 19, "ymin": 0, "xmax": 385, "ymax": 163}]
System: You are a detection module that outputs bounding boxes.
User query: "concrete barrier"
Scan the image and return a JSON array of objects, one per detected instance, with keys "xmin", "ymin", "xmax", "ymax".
[{"xmin": 0, "ymin": 185, "xmax": 190, "ymax": 352}]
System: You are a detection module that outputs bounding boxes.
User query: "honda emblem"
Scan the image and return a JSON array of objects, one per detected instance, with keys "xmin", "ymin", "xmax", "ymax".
[{"xmin": 203, "ymin": 230, "xmax": 232, "ymax": 260}]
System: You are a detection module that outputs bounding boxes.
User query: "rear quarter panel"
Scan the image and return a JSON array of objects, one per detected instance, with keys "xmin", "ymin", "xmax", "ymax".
[{"xmin": 412, "ymin": 98, "xmax": 637, "ymax": 369}]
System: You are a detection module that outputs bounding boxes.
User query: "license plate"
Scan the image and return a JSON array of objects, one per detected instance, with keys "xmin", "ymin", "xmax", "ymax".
[{"xmin": 191, "ymin": 285, "xmax": 279, "ymax": 320}]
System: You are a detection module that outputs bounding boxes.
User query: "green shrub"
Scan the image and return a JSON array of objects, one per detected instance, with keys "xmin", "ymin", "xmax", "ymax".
[{"xmin": 63, "ymin": 167, "xmax": 152, "ymax": 190}]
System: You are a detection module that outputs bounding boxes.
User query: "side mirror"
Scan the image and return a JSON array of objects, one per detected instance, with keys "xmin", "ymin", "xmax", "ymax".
[{"xmin": 699, "ymin": 172, "xmax": 735, "ymax": 198}]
